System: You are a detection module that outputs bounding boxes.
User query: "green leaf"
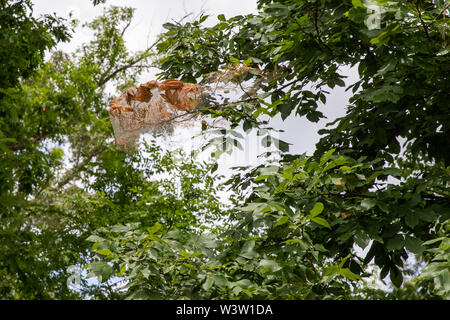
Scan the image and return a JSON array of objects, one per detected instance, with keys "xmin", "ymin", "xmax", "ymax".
[
  {"xmin": 232, "ymin": 279, "xmax": 252, "ymax": 289},
  {"xmin": 322, "ymin": 156, "xmax": 347, "ymax": 173},
  {"xmin": 110, "ymin": 225, "xmax": 130, "ymax": 233},
  {"xmin": 86, "ymin": 235, "xmax": 104, "ymax": 242},
  {"xmin": 97, "ymin": 249, "xmax": 112, "ymax": 256},
  {"xmin": 88, "ymin": 262, "xmax": 114, "ymax": 283},
  {"xmin": 352, "ymin": 0, "xmax": 364, "ymax": 7},
  {"xmin": 240, "ymin": 202, "xmax": 266, "ymax": 212},
  {"xmin": 254, "ymin": 174, "xmax": 269, "ymax": 181},
  {"xmin": 380, "ymin": 265, "xmax": 389, "ymax": 280},
  {"xmin": 405, "ymin": 211, "xmax": 419, "ymax": 228},
  {"xmin": 273, "ymin": 137, "xmax": 290, "ymax": 152},
  {"xmin": 405, "ymin": 236, "xmax": 425, "ymax": 254},
  {"xmin": 259, "ymin": 259, "xmax": 281, "ymax": 273},
  {"xmin": 361, "ymin": 199, "xmax": 377, "ymax": 210},
  {"xmin": 309, "ymin": 202, "xmax": 324, "ymax": 218},
  {"xmin": 230, "ymin": 57, "xmax": 240, "ymax": 65},
  {"xmin": 178, "ymin": 251, "xmax": 201, "ymax": 259},
  {"xmin": 217, "ymin": 14, "xmax": 226, "ymax": 22},
  {"xmin": 198, "ymin": 234, "xmax": 218, "ymax": 249},
  {"xmin": 310, "ymin": 217, "xmax": 331, "ymax": 229},
  {"xmin": 258, "ymin": 165, "xmax": 279, "ymax": 176},
  {"xmin": 278, "ymin": 102, "xmax": 294, "ymax": 120},
  {"xmin": 117, "ymin": 265, "xmax": 126, "ymax": 277},
  {"xmin": 323, "ymin": 265, "xmax": 339, "ymax": 276},
  {"xmin": 390, "ymin": 266, "xmax": 403, "ymax": 288},
  {"xmin": 270, "ymin": 201, "xmax": 294, "ymax": 216},
  {"xmin": 202, "ymin": 277, "xmax": 214, "ymax": 291},
  {"xmin": 320, "ymin": 149, "xmax": 335, "ymax": 165},
  {"xmin": 376, "ymin": 200, "xmax": 389, "ymax": 213},
  {"xmin": 354, "ymin": 230, "xmax": 370, "ymax": 250},
  {"xmin": 126, "ymin": 290, "xmax": 151, "ymax": 300},
  {"xmin": 239, "ymin": 240, "xmax": 259, "ymax": 259},
  {"xmin": 386, "ymin": 235, "xmax": 404, "ymax": 251},
  {"xmin": 211, "ymin": 275, "xmax": 228, "ymax": 288},
  {"xmin": 274, "ymin": 215, "xmax": 289, "ymax": 227},
  {"xmin": 162, "ymin": 22, "xmax": 177, "ymax": 30},
  {"xmin": 339, "ymin": 268, "xmax": 361, "ymax": 281},
  {"xmin": 147, "ymin": 222, "xmax": 162, "ymax": 235},
  {"xmin": 423, "ymin": 237, "xmax": 446, "ymax": 246}
]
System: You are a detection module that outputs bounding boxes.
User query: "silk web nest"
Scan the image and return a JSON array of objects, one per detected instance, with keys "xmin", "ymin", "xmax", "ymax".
[
  {"xmin": 108, "ymin": 64, "xmax": 270, "ymax": 147},
  {"xmin": 108, "ymin": 79, "xmax": 202, "ymax": 146}
]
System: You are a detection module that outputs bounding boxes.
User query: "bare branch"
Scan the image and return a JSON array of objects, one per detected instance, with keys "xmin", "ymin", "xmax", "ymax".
[{"xmin": 120, "ymin": 19, "xmax": 132, "ymax": 38}]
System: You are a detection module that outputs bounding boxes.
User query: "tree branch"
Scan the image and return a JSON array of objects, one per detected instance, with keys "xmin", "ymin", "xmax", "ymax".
[
  {"xmin": 98, "ymin": 39, "xmax": 160, "ymax": 87},
  {"xmin": 416, "ymin": 3, "xmax": 432, "ymax": 43},
  {"xmin": 120, "ymin": 19, "xmax": 132, "ymax": 38},
  {"xmin": 313, "ymin": 6, "xmax": 332, "ymax": 52},
  {"xmin": 56, "ymin": 146, "xmax": 105, "ymax": 189},
  {"xmin": 7, "ymin": 117, "xmax": 80, "ymax": 151}
]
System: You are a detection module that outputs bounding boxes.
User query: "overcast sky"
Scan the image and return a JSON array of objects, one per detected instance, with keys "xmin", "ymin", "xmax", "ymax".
[{"xmin": 32, "ymin": 0, "xmax": 356, "ymax": 158}]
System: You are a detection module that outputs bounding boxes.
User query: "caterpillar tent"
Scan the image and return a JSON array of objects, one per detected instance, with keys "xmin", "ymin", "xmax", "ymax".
[
  {"xmin": 108, "ymin": 79, "xmax": 202, "ymax": 146},
  {"xmin": 108, "ymin": 65, "xmax": 266, "ymax": 146}
]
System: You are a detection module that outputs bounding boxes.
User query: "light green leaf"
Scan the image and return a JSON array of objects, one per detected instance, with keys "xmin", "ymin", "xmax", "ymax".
[
  {"xmin": 86, "ymin": 235, "xmax": 104, "ymax": 242},
  {"xmin": 97, "ymin": 249, "xmax": 112, "ymax": 256},
  {"xmin": 110, "ymin": 225, "xmax": 130, "ymax": 233},
  {"xmin": 423, "ymin": 237, "xmax": 446, "ymax": 246},
  {"xmin": 352, "ymin": 0, "xmax": 363, "ymax": 7},
  {"xmin": 354, "ymin": 230, "xmax": 370, "ymax": 250},
  {"xmin": 310, "ymin": 217, "xmax": 331, "ymax": 229},
  {"xmin": 230, "ymin": 57, "xmax": 240, "ymax": 65},
  {"xmin": 339, "ymin": 268, "xmax": 361, "ymax": 281},
  {"xmin": 274, "ymin": 215, "xmax": 289, "ymax": 227},
  {"xmin": 202, "ymin": 277, "xmax": 214, "ymax": 291},
  {"xmin": 320, "ymin": 148, "xmax": 335, "ymax": 165},
  {"xmin": 239, "ymin": 240, "xmax": 259, "ymax": 259},
  {"xmin": 211, "ymin": 275, "xmax": 228, "ymax": 288},
  {"xmin": 254, "ymin": 174, "xmax": 269, "ymax": 181},
  {"xmin": 117, "ymin": 265, "xmax": 126, "ymax": 276},
  {"xmin": 361, "ymin": 199, "xmax": 377, "ymax": 210},
  {"xmin": 339, "ymin": 255, "xmax": 351, "ymax": 268},
  {"xmin": 259, "ymin": 259, "xmax": 281, "ymax": 273},
  {"xmin": 147, "ymin": 222, "xmax": 162, "ymax": 235},
  {"xmin": 309, "ymin": 202, "xmax": 324, "ymax": 218},
  {"xmin": 270, "ymin": 201, "xmax": 294, "ymax": 216},
  {"xmin": 323, "ymin": 265, "xmax": 339, "ymax": 276},
  {"xmin": 233, "ymin": 279, "xmax": 252, "ymax": 289}
]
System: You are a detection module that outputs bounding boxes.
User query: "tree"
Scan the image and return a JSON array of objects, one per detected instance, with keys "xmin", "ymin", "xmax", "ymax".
[
  {"xmin": 86, "ymin": 0, "xmax": 449, "ymax": 299},
  {"xmin": 0, "ymin": 0, "xmax": 71, "ymax": 91},
  {"xmin": 0, "ymin": 3, "xmax": 230, "ymax": 299}
]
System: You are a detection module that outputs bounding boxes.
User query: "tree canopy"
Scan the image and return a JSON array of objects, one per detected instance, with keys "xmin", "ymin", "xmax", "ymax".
[{"xmin": 0, "ymin": 0, "xmax": 448, "ymax": 300}]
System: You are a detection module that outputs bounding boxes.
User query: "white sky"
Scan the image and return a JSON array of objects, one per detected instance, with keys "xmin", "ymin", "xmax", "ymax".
[{"xmin": 32, "ymin": 0, "xmax": 356, "ymax": 157}]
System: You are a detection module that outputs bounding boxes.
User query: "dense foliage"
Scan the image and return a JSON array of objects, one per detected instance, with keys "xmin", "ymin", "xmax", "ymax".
[
  {"xmin": 0, "ymin": 0, "xmax": 448, "ymax": 300},
  {"xmin": 143, "ymin": 0, "xmax": 449, "ymax": 299}
]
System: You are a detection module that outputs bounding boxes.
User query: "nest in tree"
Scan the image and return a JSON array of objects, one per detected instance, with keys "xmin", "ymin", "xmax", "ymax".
[{"xmin": 108, "ymin": 79, "xmax": 201, "ymax": 146}]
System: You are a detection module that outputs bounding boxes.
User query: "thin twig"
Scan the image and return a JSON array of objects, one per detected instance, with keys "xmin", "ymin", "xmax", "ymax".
[
  {"xmin": 313, "ymin": 6, "xmax": 332, "ymax": 52},
  {"xmin": 416, "ymin": 3, "xmax": 432, "ymax": 43}
]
